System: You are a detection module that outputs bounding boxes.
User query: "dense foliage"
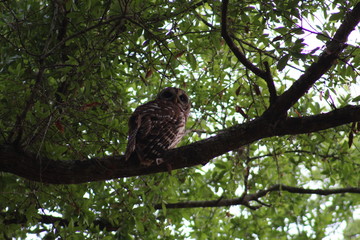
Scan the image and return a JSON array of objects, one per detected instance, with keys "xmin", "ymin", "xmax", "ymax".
[{"xmin": 1, "ymin": 0, "xmax": 359, "ymax": 239}]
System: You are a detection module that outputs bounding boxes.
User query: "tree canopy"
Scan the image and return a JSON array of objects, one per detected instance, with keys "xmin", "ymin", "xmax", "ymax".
[{"xmin": 1, "ymin": 0, "xmax": 360, "ymax": 239}]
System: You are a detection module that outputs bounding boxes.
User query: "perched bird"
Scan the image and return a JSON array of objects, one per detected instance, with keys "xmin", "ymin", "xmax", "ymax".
[{"xmin": 125, "ymin": 87, "xmax": 191, "ymax": 166}]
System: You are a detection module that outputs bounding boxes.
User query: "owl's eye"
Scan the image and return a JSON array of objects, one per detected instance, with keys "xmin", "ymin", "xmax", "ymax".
[
  {"xmin": 179, "ymin": 94, "xmax": 188, "ymax": 103},
  {"xmin": 162, "ymin": 91, "xmax": 173, "ymax": 99}
]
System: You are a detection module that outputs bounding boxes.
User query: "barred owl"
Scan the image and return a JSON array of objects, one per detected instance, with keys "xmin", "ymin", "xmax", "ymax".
[{"xmin": 125, "ymin": 87, "xmax": 191, "ymax": 166}]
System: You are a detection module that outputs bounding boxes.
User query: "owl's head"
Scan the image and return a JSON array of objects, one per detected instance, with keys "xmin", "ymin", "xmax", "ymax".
[{"xmin": 157, "ymin": 87, "xmax": 190, "ymax": 113}]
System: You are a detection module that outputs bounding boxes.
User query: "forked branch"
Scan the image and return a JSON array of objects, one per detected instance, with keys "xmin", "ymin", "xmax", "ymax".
[{"xmin": 263, "ymin": 2, "xmax": 360, "ymax": 120}]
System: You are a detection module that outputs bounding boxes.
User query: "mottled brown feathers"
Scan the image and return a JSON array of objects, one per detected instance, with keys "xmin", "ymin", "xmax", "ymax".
[{"xmin": 125, "ymin": 87, "xmax": 190, "ymax": 166}]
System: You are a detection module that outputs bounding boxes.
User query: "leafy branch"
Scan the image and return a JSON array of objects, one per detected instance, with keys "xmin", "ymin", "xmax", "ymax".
[
  {"xmin": 0, "ymin": 212, "xmax": 118, "ymax": 232},
  {"xmin": 1, "ymin": 184, "xmax": 358, "ymax": 232},
  {"xmin": 154, "ymin": 184, "xmax": 360, "ymax": 210}
]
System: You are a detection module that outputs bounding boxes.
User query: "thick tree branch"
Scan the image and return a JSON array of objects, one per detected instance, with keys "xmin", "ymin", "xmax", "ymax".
[
  {"xmin": 263, "ymin": 2, "xmax": 360, "ymax": 120},
  {"xmin": 275, "ymin": 105, "xmax": 360, "ymax": 135},
  {"xmin": 153, "ymin": 184, "xmax": 360, "ymax": 210},
  {"xmin": 1, "ymin": 105, "xmax": 360, "ymax": 184}
]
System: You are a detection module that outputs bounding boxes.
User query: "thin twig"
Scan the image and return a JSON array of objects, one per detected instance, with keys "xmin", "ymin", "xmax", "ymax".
[
  {"xmin": 153, "ymin": 184, "xmax": 360, "ymax": 210},
  {"xmin": 221, "ymin": 0, "xmax": 267, "ymax": 79},
  {"xmin": 221, "ymin": 0, "xmax": 277, "ymax": 105}
]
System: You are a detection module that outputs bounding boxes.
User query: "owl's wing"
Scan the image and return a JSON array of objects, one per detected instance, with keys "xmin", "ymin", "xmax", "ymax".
[
  {"xmin": 125, "ymin": 101, "xmax": 186, "ymax": 165},
  {"xmin": 125, "ymin": 102, "xmax": 156, "ymax": 161},
  {"xmin": 125, "ymin": 114, "xmax": 139, "ymax": 161},
  {"xmin": 136, "ymin": 110, "xmax": 185, "ymax": 163}
]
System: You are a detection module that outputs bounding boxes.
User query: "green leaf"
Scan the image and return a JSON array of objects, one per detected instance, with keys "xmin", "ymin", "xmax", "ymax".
[
  {"xmin": 186, "ymin": 53, "xmax": 197, "ymax": 70},
  {"xmin": 329, "ymin": 12, "xmax": 343, "ymax": 21},
  {"xmin": 352, "ymin": 95, "xmax": 360, "ymax": 102},
  {"xmin": 277, "ymin": 54, "xmax": 290, "ymax": 71}
]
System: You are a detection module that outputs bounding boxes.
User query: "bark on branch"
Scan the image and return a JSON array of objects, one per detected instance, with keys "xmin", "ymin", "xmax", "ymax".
[{"xmin": 1, "ymin": 105, "xmax": 360, "ymax": 184}]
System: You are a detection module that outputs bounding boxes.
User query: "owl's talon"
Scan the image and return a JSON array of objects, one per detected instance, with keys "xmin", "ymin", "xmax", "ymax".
[
  {"xmin": 166, "ymin": 163, "xmax": 173, "ymax": 175},
  {"xmin": 156, "ymin": 158, "xmax": 164, "ymax": 165}
]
